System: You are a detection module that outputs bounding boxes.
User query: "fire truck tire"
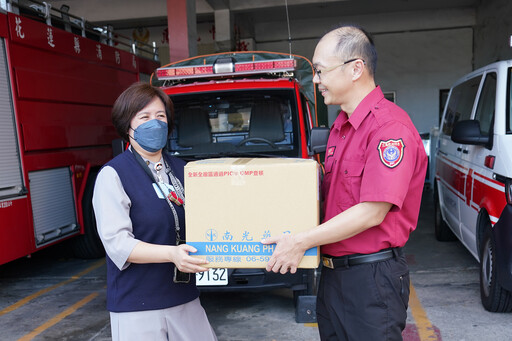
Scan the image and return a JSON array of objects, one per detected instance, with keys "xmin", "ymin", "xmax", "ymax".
[
  {"xmin": 479, "ymin": 222, "xmax": 512, "ymax": 312},
  {"xmin": 434, "ymin": 185, "xmax": 457, "ymax": 241},
  {"xmin": 72, "ymin": 170, "xmax": 105, "ymax": 259}
]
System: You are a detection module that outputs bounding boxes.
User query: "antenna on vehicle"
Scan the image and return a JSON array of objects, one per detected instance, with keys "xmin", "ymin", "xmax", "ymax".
[{"xmin": 285, "ymin": 0, "xmax": 292, "ymax": 58}]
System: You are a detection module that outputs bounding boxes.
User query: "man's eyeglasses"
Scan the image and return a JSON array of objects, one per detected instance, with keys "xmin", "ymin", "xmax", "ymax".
[{"xmin": 313, "ymin": 58, "xmax": 365, "ymax": 79}]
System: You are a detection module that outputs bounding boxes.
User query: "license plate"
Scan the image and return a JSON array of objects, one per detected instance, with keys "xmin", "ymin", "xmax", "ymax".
[{"xmin": 195, "ymin": 268, "xmax": 228, "ymax": 286}]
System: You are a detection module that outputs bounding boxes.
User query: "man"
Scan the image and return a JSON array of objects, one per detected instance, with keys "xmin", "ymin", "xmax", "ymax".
[{"xmin": 263, "ymin": 25, "xmax": 428, "ymax": 340}]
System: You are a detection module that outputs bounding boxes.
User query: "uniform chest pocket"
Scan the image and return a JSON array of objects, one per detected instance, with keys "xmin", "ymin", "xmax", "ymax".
[
  {"xmin": 325, "ymin": 155, "xmax": 337, "ymax": 175},
  {"xmin": 338, "ymin": 160, "xmax": 365, "ymax": 207},
  {"xmin": 341, "ymin": 160, "xmax": 364, "ymax": 177}
]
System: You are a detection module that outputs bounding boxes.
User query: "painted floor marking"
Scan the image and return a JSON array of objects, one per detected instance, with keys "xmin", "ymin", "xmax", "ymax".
[
  {"xmin": 0, "ymin": 258, "xmax": 105, "ymax": 317},
  {"xmin": 16, "ymin": 292, "xmax": 99, "ymax": 341},
  {"xmin": 409, "ymin": 282, "xmax": 441, "ymax": 340}
]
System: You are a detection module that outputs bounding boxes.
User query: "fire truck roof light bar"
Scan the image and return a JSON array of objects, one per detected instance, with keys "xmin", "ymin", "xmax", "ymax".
[{"xmin": 156, "ymin": 58, "xmax": 296, "ymax": 81}]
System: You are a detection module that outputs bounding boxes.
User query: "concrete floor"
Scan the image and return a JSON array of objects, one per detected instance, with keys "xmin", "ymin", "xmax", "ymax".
[{"xmin": 0, "ymin": 188, "xmax": 511, "ymax": 340}]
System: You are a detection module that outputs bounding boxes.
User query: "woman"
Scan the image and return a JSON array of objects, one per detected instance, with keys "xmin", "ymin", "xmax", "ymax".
[{"xmin": 92, "ymin": 82, "xmax": 217, "ymax": 341}]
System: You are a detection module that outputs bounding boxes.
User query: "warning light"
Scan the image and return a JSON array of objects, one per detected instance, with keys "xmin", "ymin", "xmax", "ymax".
[{"xmin": 156, "ymin": 57, "xmax": 296, "ymax": 81}]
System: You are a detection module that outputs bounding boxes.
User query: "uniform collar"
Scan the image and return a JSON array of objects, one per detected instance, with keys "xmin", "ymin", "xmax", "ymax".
[{"xmin": 333, "ymin": 86, "xmax": 385, "ymax": 131}]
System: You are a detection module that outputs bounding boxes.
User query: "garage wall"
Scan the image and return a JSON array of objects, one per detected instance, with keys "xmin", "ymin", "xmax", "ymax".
[
  {"xmin": 375, "ymin": 28, "xmax": 473, "ymax": 134},
  {"xmin": 44, "ymin": 1, "xmax": 495, "ymax": 135},
  {"xmin": 255, "ymin": 9, "xmax": 475, "ymax": 132},
  {"xmin": 474, "ymin": 0, "xmax": 512, "ymax": 68}
]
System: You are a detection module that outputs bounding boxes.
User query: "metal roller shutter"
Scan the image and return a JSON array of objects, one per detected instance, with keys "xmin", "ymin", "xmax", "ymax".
[{"xmin": 0, "ymin": 38, "xmax": 24, "ymax": 199}]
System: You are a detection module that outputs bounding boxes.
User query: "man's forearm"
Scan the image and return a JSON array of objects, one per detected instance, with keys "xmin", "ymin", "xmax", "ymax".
[{"xmin": 296, "ymin": 201, "xmax": 393, "ymax": 250}]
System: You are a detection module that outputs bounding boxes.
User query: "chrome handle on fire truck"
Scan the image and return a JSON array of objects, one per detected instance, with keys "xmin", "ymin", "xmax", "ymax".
[{"xmin": 43, "ymin": 2, "xmax": 51, "ymax": 26}]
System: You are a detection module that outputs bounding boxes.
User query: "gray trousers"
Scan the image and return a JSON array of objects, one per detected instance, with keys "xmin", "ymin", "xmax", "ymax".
[{"xmin": 110, "ymin": 298, "xmax": 217, "ymax": 341}]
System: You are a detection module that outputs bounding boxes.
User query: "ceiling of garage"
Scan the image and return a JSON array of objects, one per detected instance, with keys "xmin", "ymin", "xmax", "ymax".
[
  {"xmin": 198, "ymin": 0, "xmax": 481, "ymax": 22},
  {"xmin": 50, "ymin": 0, "xmax": 481, "ymax": 30}
]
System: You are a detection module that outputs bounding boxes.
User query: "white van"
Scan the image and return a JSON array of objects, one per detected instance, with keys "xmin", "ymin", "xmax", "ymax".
[{"xmin": 434, "ymin": 59, "xmax": 512, "ymax": 312}]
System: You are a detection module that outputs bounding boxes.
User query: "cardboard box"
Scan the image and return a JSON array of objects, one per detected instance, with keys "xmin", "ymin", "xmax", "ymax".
[{"xmin": 185, "ymin": 158, "xmax": 320, "ymax": 268}]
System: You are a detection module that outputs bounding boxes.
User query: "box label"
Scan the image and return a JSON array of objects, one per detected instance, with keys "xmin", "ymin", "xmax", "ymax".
[{"xmin": 188, "ymin": 241, "xmax": 317, "ymax": 265}]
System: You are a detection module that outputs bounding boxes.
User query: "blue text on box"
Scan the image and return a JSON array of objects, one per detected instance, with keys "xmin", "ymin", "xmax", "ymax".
[{"xmin": 188, "ymin": 242, "xmax": 317, "ymax": 256}]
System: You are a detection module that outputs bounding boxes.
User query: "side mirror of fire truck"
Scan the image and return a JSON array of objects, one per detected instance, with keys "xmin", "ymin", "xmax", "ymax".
[
  {"xmin": 112, "ymin": 138, "xmax": 127, "ymax": 157},
  {"xmin": 309, "ymin": 127, "xmax": 330, "ymax": 155},
  {"xmin": 451, "ymin": 120, "xmax": 490, "ymax": 146}
]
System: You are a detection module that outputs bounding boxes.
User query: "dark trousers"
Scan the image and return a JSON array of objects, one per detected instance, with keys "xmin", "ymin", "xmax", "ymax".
[{"xmin": 316, "ymin": 251, "xmax": 410, "ymax": 341}]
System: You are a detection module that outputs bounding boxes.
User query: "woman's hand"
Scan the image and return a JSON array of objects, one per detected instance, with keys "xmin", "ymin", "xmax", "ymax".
[
  {"xmin": 127, "ymin": 241, "xmax": 209, "ymax": 273},
  {"xmin": 170, "ymin": 244, "xmax": 210, "ymax": 273}
]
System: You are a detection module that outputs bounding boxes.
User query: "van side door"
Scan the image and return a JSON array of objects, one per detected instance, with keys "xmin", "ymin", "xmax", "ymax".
[
  {"xmin": 459, "ymin": 72, "xmax": 497, "ymax": 257},
  {"xmin": 437, "ymin": 75, "xmax": 482, "ymax": 238}
]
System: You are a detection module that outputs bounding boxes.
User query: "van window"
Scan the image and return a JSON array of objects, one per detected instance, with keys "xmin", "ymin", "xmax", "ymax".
[
  {"xmin": 508, "ymin": 67, "xmax": 512, "ymax": 133},
  {"xmin": 474, "ymin": 72, "xmax": 496, "ymax": 136},
  {"xmin": 442, "ymin": 75, "xmax": 482, "ymax": 136}
]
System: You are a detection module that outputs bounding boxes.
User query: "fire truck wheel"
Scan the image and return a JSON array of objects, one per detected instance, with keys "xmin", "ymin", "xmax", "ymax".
[
  {"xmin": 479, "ymin": 222, "xmax": 512, "ymax": 312},
  {"xmin": 434, "ymin": 185, "xmax": 457, "ymax": 241},
  {"xmin": 72, "ymin": 170, "xmax": 105, "ymax": 259}
]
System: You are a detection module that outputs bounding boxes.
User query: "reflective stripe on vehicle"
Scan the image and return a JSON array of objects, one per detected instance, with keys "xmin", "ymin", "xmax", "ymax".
[{"xmin": 437, "ymin": 155, "xmax": 505, "ymax": 225}]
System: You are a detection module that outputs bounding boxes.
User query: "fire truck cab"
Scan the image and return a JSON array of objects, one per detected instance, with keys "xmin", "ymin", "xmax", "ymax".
[
  {"xmin": 153, "ymin": 52, "xmax": 325, "ymax": 322},
  {"xmin": 434, "ymin": 59, "xmax": 512, "ymax": 312}
]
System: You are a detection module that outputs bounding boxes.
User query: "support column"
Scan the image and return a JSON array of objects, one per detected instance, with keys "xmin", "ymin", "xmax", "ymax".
[
  {"xmin": 166, "ymin": 0, "xmax": 197, "ymax": 62},
  {"xmin": 214, "ymin": 9, "xmax": 232, "ymax": 52}
]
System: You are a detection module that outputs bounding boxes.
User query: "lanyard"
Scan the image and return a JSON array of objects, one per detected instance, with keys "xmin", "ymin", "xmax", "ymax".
[{"xmin": 131, "ymin": 148, "xmax": 185, "ymax": 243}]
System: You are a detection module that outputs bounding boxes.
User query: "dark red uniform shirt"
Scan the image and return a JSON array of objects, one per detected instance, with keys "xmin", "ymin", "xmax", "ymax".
[{"xmin": 321, "ymin": 86, "xmax": 428, "ymax": 257}]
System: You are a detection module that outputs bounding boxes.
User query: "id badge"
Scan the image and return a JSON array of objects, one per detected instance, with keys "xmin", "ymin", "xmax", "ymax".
[
  {"xmin": 153, "ymin": 182, "xmax": 175, "ymax": 199},
  {"xmin": 153, "ymin": 183, "xmax": 165, "ymax": 199}
]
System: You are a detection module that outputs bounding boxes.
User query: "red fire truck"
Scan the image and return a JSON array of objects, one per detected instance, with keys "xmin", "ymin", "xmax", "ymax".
[
  {"xmin": 0, "ymin": 0, "xmax": 159, "ymax": 265},
  {"xmin": 152, "ymin": 52, "xmax": 328, "ymax": 322}
]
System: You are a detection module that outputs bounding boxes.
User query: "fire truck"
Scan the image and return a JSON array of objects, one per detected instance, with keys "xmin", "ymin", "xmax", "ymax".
[
  {"xmin": 0, "ymin": 0, "xmax": 159, "ymax": 265},
  {"xmin": 152, "ymin": 51, "xmax": 328, "ymax": 322}
]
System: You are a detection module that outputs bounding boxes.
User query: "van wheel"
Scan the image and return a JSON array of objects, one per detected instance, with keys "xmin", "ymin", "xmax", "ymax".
[
  {"xmin": 479, "ymin": 224, "xmax": 512, "ymax": 312},
  {"xmin": 434, "ymin": 187, "xmax": 456, "ymax": 241},
  {"xmin": 71, "ymin": 171, "xmax": 105, "ymax": 259}
]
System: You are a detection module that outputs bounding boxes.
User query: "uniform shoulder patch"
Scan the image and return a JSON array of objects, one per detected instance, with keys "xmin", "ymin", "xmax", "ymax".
[{"xmin": 377, "ymin": 138, "xmax": 405, "ymax": 168}]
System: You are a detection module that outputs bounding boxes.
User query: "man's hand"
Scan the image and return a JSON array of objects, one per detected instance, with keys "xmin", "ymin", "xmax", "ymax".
[{"xmin": 262, "ymin": 234, "xmax": 306, "ymax": 274}]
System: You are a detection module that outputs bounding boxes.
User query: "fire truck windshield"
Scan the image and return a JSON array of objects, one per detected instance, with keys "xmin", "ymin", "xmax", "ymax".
[{"xmin": 168, "ymin": 89, "xmax": 300, "ymax": 158}]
